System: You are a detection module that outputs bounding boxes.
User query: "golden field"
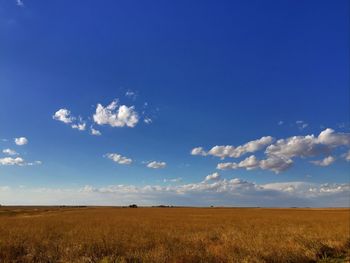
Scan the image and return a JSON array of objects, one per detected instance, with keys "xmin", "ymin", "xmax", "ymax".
[{"xmin": 0, "ymin": 206, "xmax": 349, "ymax": 263}]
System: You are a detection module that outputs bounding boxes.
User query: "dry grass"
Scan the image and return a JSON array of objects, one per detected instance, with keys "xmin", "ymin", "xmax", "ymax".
[{"xmin": 0, "ymin": 207, "xmax": 349, "ymax": 263}]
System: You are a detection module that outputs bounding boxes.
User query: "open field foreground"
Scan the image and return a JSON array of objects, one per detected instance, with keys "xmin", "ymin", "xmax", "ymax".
[{"xmin": 0, "ymin": 207, "xmax": 349, "ymax": 263}]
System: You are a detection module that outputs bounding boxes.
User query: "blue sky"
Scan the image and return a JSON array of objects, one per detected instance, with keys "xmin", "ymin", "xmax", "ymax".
[{"xmin": 0, "ymin": 0, "xmax": 349, "ymax": 206}]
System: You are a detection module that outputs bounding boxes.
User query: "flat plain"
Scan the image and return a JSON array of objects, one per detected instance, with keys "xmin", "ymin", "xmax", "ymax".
[{"xmin": 0, "ymin": 206, "xmax": 348, "ymax": 263}]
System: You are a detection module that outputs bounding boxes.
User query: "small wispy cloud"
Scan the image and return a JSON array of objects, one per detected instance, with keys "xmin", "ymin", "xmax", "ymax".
[
  {"xmin": 16, "ymin": 0, "xmax": 24, "ymax": 7},
  {"xmin": 144, "ymin": 117, "xmax": 152, "ymax": 124},
  {"xmin": 71, "ymin": 117, "xmax": 86, "ymax": 131},
  {"xmin": 125, "ymin": 90, "xmax": 137, "ymax": 100},
  {"xmin": 146, "ymin": 161, "xmax": 167, "ymax": 169},
  {"xmin": 296, "ymin": 120, "xmax": 309, "ymax": 130},
  {"xmin": 2, "ymin": 148, "xmax": 18, "ymax": 156},
  {"xmin": 163, "ymin": 177, "xmax": 182, "ymax": 183},
  {"xmin": 90, "ymin": 127, "xmax": 102, "ymax": 136}
]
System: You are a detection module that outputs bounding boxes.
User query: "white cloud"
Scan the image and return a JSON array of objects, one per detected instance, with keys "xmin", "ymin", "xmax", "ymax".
[
  {"xmin": 2, "ymin": 148, "xmax": 18, "ymax": 156},
  {"xmin": 147, "ymin": 161, "xmax": 166, "ymax": 169},
  {"xmin": 216, "ymin": 162, "xmax": 237, "ymax": 170},
  {"xmin": 53, "ymin": 109, "xmax": 74, "ymax": 124},
  {"xmin": 318, "ymin": 128, "xmax": 350, "ymax": 146},
  {"xmin": 90, "ymin": 128, "xmax": 102, "ymax": 136},
  {"xmin": 310, "ymin": 156, "xmax": 335, "ymax": 167},
  {"xmin": 266, "ymin": 128, "xmax": 350, "ymax": 159},
  {"xmin": 125, "ymin": 90, "xmax": 137, "ymax": 99},
  {"xmin": 217, "ymin": 155, "xmax": 292, "ymax": 173},
  {"xmin": 215, "ymin": 128, "xmax": 350, "ymax": 173},
  {"xmin": 344, "ymin": 150, "xmax": 350, "ymax": 161},
  {"xmin": 26, "ymin": 160, "xmax": 42, "ymax": 166},
  {"xmin": 0, "ymin": 157, "xmax": 25, "ymax": 166},
  {"xmin": 262, "ymin": 181, "xmax": 350, "ymax": 197},
  {"xmin": 54, "ymin": 108, "xmax": 90, "ymax": 132},
  {"xmin": 191, "ymin": 147, "xmax": 207, "ymax": 156},
  {"xmin": 0, "ymin": 178, "xmax": 348, "ymax": 207},
  {"xmin": 144, "ymin": 118, "xmax": 152, "ymax": 124},
  {"xmin": 0, "ymin": 157, "xmax": 41, "ymax": 166},
  {"xmin": 192, "ymin": 136, "xmax": 274, "ymax": 159},
  {"xmin": 204, "ymin": 172, "xmax": 221, "ymax": 181},
  {"xmin": 14, "ymin": 137, "xmax": 28, "ymax": 146},
  {"xmin": 71, "ymin": 117, "xmax": 86, "ymax": 131},
  {"xmin": 74, "ymin": 179, "xmax": 350, "ymax": 207},
  {"xmin": 259, "ymin": 155, "xmax": 293, "ymax": 173},
  {"xmin": 237, "ymin": 155, "xmax": 260, "ymax": 170},
  {"xmin": 296, "ymin": 120, "xmax": 309, "ymax": 130},
  {"xmin": 266, "ymin": 136, "xmax": 320, "ymax": 158},
  {"xmin": 93, "ymin": 100, "xmax": 139, "ymax": 128},
  {"xmin": 105, "ymin": 153, "xmax": 132, "ymax": 165}
]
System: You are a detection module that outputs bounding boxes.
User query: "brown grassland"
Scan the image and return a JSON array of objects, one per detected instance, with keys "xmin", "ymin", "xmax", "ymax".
[{"xmin": 0, "ymin": 206, "xmax": 349, "ymax": 263}]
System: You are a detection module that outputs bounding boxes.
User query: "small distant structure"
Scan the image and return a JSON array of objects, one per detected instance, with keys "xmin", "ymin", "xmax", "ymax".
[{"xmin": 129, "ymin": 204, "xmax": 138, "ymax": 208}]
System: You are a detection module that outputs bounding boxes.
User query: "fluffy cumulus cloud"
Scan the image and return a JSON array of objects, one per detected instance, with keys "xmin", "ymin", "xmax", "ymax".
[
  {"xmin": 217, "ymin": 155, "xmax": 293, "ymax": 173},
  {"xmin": 105, "ymin": 153, "xmax": 132, "ymax": 165},
  {"xmin": 14, "ymin": 137, "xmax": 28, "ymax": 146},
  {"xmin": 209, "ymin": 128, "xmax": 350, "ymax": 173},
  {"xmin": 147, "ymin": 161, "xmax": 167, "ymax": 169},
  {"xmin": 1, "ymin": 178, "xmax": 348, "ymax": 207},
  {"xmin": 2, "ymin": 148, "xmax": 18, "ymax": 156},
  {"xmin": 204, "ymin": 172, "xmax": 221, "ymax": 181},
  {"xmin": 310, "ymin": 156, "xmax": 335, "ymax": 167},
  {"xmin": 259, "ymin": 155, "xmax": 293, "ymax": 173},
  {"xmin": 192, "ymin": 136, "xmax": 274, "ymax": 159},
  {"xmin": 93, "ymin": 100, "xmax": 139, "ymax": 128},
  {"xmin": 318, "ymin": 128, "xmax": 350, "ymax": 146},
  {"xmin": 191, "ymin": 147, "xmax": 207, "ymax": 156},
  {"xmin": 267, "ymin": 128, "xmax": 350, "ymax": 159},
  {"xmin": 53, "ymin": 108, "xmax": 89, "ymax": 132},
  {"xmin": 54, "ymin": 98, "xmax": 151, "ymax": 134},
  {"xmin": 53, "ymin": 108, "xmax": 74, "ymax": 124}
]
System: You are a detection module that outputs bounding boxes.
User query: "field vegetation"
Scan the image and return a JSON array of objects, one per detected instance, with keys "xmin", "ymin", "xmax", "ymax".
[{"xmin": 0, "ymin": 206, "xmax": 348, "ymax": 262}]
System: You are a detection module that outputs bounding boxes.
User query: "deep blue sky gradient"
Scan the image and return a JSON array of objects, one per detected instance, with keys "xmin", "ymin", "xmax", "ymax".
[{"xmin": 0, "ymin": 1, "xmax": 349, "ymax": 193}]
